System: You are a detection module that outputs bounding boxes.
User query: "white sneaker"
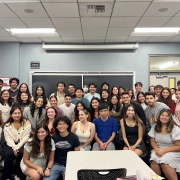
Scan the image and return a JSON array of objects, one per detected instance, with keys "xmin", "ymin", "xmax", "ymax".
[{"xmin": 14, "ymin": 175, "xmax": 20, "ymax": 180}]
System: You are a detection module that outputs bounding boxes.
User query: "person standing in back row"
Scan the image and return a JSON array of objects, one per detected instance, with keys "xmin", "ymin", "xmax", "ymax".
[
  {"xmin": 8, "ymin": 77, "xmax": 19, "ymax": 101},
  {"xmin": 49, "ymin": 82, "xmax": 65, "ymax": 106},
  {"xmin": 84, "ymin": 83, "xmax": 100, "ymax": 103}
]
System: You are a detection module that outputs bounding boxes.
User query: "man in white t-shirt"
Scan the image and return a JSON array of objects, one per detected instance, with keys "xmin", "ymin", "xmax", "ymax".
[
  {"xmin": 84, "ymin": 83, "xmax": 100, "ymax": 102},
  {"xmin": 59, "ymin": 94, "xmax": 75, "ymax": 122}
]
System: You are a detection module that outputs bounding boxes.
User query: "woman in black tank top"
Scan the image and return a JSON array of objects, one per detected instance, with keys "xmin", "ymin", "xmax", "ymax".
[{"xmin": 120, "ymin": 104, "xmax": 147, "ymax": 156}]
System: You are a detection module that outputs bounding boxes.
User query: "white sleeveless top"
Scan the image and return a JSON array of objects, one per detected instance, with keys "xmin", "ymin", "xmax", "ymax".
[{"xmin": 75, "ymin": 121, "xmax": 91, "ymax": 143}]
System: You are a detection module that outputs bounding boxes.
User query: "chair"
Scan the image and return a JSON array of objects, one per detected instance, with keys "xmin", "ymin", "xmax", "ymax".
[{"xmin": 77, "ymin": 168, "xmax": 127, "ymax": 180}]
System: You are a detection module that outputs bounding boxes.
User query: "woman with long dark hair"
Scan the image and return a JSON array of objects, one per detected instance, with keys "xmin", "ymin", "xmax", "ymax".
[
  {"xmin": 73, "ymin": 101, "xmax": 90, "ymax": 122},
  {"xmin": 43, "ymin": 107, "xmax": 58, "ymax": 136},
  {"xmin": 14, "ymin": 83, "xmax": 32, "ymax": 103},
  {"xmin": 14, "ymin": 92, "xmax": 31, "ymax": 112},
  {"xmin": 2, "ymin": 107, "xmax": 31, "ymax": 180},
  {"xmin": 100, "ymin": 89, "xmax": 110, "ymax": 106},
  {"xmin": 34, "ymin": 86, "xmax": 48, "ymax": 108},
  {"xmin": 47, "ymin": 95, "xmax": 63, "ymax": 117},
  {"xmin": 126, "ymin": 88, "xmax": 135, "ymax": 100},
  {"xmin": 0, "ymin": 89, "xmax": 13, "ymax": 125},
  {"xmin": 148, "ymin": 109, "xmax": 180, "ymax": 180},
  {"xmin": 120, "ymin": 104, "xmax": 146, "ymax": 156},
  {"xmin": 89, "ymin": 97, "xmax": 100, "ymax": 122},
  {"xmin": 20, "ymin": 123, "xmax": 55, "ymax": 180},
  {"xmin": 23, "ymin": 96, "xmax": 46, "ymax": 133},
  {"xmin": 158, "ymin": 87, "xmax": 176, "ymax": 115},
  {"xmin": 136, "ymin": 91, "xmax": 147, "ymax": 110},
  {"xmin": 111, "ymin": 86, "xmax": 119, "ymax": 96},
  {"xmin": 109, "ymin": 95, "xmax": 122, "ymax": 125}
]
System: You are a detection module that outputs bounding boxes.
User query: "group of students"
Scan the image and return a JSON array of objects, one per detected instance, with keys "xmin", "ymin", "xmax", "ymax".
[{"xmin": 0, "ymin": 78, "xmax": 180, "ymax": 180}]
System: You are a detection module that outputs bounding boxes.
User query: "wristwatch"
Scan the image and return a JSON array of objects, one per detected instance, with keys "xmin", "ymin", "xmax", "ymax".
[{"xmin": 46, "ymin": 167, "xmax": 51, "ymax": 170}]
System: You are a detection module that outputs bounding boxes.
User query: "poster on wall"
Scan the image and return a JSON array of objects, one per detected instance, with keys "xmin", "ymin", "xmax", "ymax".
[{"xmin": 0, "ymin": 77, "xmax": 11, "ymax": 90}]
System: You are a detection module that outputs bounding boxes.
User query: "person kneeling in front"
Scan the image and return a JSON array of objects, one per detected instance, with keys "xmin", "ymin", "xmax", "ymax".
[
  {"xmin": 43, "ymin": 116, "xmax": 80, "ymax": 180},
  {"xmin": 92, "ymin": 103, "xmax": 118, "ymax": 151}
]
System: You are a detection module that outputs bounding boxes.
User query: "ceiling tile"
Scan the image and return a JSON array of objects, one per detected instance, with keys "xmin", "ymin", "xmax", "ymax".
[
  {"xmin": 116, "ymin": 0, "xmax": 152, "ymax": 2},
  {"xmin": 79, "ymin": 2, "xmax": 113, "ymax": 17},
  {"xmin": 0, "ymin": 18, "xmax": 27, "ymax": 28},
  {"xmin": 61, "ymin": 36, "xmax": 83, "ymax": 42},
  {"xmin": 136, "ymin": 17, "xmax": 171, "ymax": 27},
  {"xmin": 175, "ymin": 11, "xmax": 180, "ymax": 16},
  {"xmin": 147, "ymin": 36, "xmax": 174, "ymax": 42},
  {"xmin": 168, "ymin": 35, "xmax": 180, "ymax": 42},
  {"xmin": 163, "ymin": 17, "xmax": 180, "ymax": 27},
  {"xmin": 79, "ymin": 0, "xmax": 114, "ymax": 2},
  {"xmin": 21, "ymin": 18, "xmax": 55, "ymax": 28},
  {"xmin": 6, "ymin": 2, "xmax": 48, "ymax": 17},
  {"xmin": 107, "ymin": 28, "xmax": 133, "ymax": 36},
  {"xmin": 0, "ymin": 3, "xmax": 17, "ymax": 17},
  {"xmin": 168, "ymin": 36, "xmax": 180, "ymax": 42},
  {"xmin": 41, "ymin": 0, "xmax": 76, "ymax": 2},
  {"xmin": 126, "ymin": 36, "xmax": 151, "ymax": 42},
  {"xmin": 83, "ymin": 28, "xmax": 107, "ymax": 36},
  {"xmin": 109, "ymin": 17, "xmax": 140, "ymax": 28},
  {"xmin": 0, "ymin": 29, "xmax": 13, "ymax": 36},
  {"xmin": 0, "ymin": 36, "xmax": 19, "ymax": 42},
  {"xmin": 51, "ymin": 18, "xmax": 81, "ymax": 28},
  {"xmin": 57, "ymin": 28, "xmax": 82, "ymax": 36},
  {"xmin": 39, "ymin": 37, "xmax": 63, "ymax": 42},
  {"xmin": 17, "ymin": 37, "xmax": 42, "ymax": 43},
  {"xmin": 105, "ymin": 36, "xmax": 127, "ymax": 42},
  {"xmin": 84, "ymin": 36, "xmax": 105, "ymax": 42},
  {"xmin": 81, "ymin": 18, "xmax": 110, "ymax": 28},
  {"xmin": 112, "ymin": 2, "xmax": 151, "ymax": 16},
  {"xmin": 43, "ymin": 3, "xmax": 79, "ymax": 17},
  {"xmin": 144, "ymin": 2, "xmax": 180, "ymax": 16}
]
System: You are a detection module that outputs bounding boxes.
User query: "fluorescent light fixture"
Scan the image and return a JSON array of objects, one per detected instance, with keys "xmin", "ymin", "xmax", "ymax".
[
  {"xmin": 2, "ymin": 0, "xmax": 40, "ymax": 2},
  {"xmin": 42, "ymin": 44, "xmax": 139, "ymax": 51},
  {"xmin": 159, "ymin": 62, "xmax": 177, "ymax": 69},
  {"xmin": 6, "ymin": 28, "xmax": 56, "ymax": 34},
  {"xmin": 131, "ymin": 28, "xmax": 180, "ymax": 36}
]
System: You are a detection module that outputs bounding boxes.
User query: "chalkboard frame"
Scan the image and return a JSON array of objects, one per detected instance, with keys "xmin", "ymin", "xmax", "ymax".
[{"xmin": 29, "ymin": 71, "xmax": 135, "ymax": 95}]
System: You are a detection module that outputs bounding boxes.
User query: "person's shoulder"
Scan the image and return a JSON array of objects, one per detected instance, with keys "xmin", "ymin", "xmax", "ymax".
[
  {"xmin": 23, "ymin": 119, "xmax": 31, "ymax": 126},
  {"xmin": 108, "ymin": 116, "xmax": 116, "ymax": 121},
  {"xmin": 69, "ymin": 132, "xmax": 79, "ymax": 139},
  {"xmin": 93, "ymin": 117, "xmax": 101, "ymax": 122}
]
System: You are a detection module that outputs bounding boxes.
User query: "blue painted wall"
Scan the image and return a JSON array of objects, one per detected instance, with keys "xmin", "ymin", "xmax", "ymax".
[{"xmin": 0, "ymin": 42, "xmax": 180, "ymax": 91}]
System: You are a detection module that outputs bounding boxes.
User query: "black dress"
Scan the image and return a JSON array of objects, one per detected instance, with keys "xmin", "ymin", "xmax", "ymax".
[{"xmin": 123, "ymin": 119, "xmax": 146, "ymax": 153}]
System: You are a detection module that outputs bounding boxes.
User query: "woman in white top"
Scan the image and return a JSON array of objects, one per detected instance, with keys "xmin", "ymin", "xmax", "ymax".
[
  {"xmin": 136, "ymin": 92, "xmax": 147, "ymax": 110},
  {"xmin": 71, "ymin": 109, "xmax": 95, "ymax": 151},
  {"xmin": 0, "ymin": 89, "xmax": 13, "ymax": 126},
  {"xmin": 2, "ymin": 106, "xmax": 31, "ymax": 180},
  {"xmin": 21, "ymin": 123, "xmax": 55, "ymax": 180}
]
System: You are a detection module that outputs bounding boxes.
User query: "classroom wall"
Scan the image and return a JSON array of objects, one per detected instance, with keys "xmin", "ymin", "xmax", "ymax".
[{"xmin": 0, "ymin": 42, "xmax": 180, "ymax": 91}]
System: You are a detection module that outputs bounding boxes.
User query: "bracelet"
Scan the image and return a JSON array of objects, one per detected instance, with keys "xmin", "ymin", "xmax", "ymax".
[{"xmin": 46, "ymin": 167, "xmax": 51, "ymax": 170}]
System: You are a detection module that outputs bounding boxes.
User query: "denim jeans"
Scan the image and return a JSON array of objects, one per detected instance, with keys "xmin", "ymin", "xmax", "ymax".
[{"xmin": 43, "ymin": 163, "xmax": 66, "ymax": 180}]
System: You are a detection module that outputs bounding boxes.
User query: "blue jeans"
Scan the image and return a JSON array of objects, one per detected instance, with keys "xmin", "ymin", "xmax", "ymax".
[{"xmin": 43, "ymin": 163, "xmax": 66, "ymax": 180}]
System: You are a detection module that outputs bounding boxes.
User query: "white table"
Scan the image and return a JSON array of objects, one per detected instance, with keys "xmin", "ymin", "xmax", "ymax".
[{"xmin": 65, "ymin": 150, "xmax": 152, "ymax": 180}]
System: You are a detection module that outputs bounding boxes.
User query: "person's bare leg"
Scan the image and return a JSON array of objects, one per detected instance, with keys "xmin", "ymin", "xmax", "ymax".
[
  {"xmin": 134, "ymin": 149, "xmax": 143, "ymax": 156},
  {"xmin": 24, "ymin": 168, "xmax": 41, "ymax": 180},
  {"xmin": 161, "ymin": 164, "xmax": 178, "ymax": 180},
  {"xmin": 151, "ymin": 161, "xmax": 162, "ymax": 176}
]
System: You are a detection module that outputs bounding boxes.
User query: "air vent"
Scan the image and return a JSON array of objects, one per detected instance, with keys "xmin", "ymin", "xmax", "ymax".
[{"xmin": 86, "ymin": 5, "xmax": 105, "ymax": 13}]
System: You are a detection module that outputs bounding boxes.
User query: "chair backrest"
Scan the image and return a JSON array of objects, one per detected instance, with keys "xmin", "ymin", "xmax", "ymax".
[{"xmin": 77, "ymin": 168, "xmax": 127, "ymax": 180}]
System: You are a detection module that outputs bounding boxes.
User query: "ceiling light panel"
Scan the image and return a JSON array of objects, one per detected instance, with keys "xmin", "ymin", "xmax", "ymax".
[{"xmin": 131, "ymin": 28, "xmax": 180, "ymax": 36}]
